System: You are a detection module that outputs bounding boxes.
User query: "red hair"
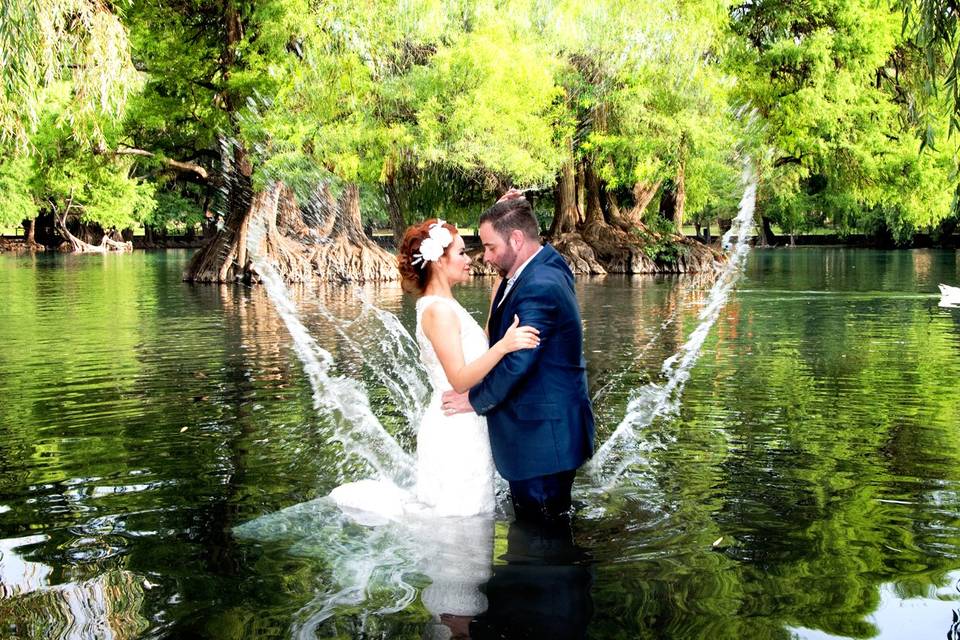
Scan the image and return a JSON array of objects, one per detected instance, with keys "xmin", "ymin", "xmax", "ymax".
[{"xmin": 397, "ymin": 219, "xmax": 459, "ymax": 294}]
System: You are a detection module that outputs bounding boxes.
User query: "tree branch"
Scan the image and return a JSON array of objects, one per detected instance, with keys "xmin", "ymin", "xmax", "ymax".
[
  {"xmin": 110, "ymin": 145, "xmax": 209, "ymax": 180},
  {"xmin": 774, "ymin": 155, "xmax": 806, "ymax": 168}
]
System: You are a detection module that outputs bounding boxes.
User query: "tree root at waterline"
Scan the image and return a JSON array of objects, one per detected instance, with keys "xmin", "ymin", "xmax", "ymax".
[
  {"xmin": 185, "ymin": 181, "xmax": 398, "ymax": 284},
  {"xmin": 550, "ymin": 222, "xmax": 724, "ymax": 276},
  {"xmin": 55, "ymin": 213, "xmax": 132, "ymax": 253},
  {"xmin": 306, "ymin": 184, "xmax": 397, "ymax": 283}
]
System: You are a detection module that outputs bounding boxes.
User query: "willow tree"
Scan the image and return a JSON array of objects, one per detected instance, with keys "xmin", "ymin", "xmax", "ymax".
[
  {"xmin": 900, "ymin": 0, "xmax": 960, "ymax": 138},
  {"xmin": 0, "ymin": 0, "xmax": 145, "ymax": 250},
  {"xmin": 531, "ymin": 0, "xmax": 733, "ymax": 273},
  {"xmin": 730, "ymin": 0, "xmax": 958, "ymax": 243},
  {"xmin": 0, "ymin": 0, "xmax": 135, "ymax": 146}
]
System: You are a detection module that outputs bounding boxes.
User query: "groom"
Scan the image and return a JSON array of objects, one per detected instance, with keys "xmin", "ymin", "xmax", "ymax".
[{"xmin": 442, "ymin": 193, "xmax": 595, "ymax": 523}]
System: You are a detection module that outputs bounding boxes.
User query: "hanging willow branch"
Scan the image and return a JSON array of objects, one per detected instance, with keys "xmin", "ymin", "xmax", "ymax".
[
  {"xmin": 0, "ymin": 0, "xmax": 136, "ymax": 148},
  {"xmin": 901, "ymin": 0, "xmax": 960, "ymax": 140}
]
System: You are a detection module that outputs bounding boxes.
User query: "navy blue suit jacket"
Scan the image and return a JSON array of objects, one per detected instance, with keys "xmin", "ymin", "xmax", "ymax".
[{"xmin": 469, "ymin": 244, "xmax": 595, "ymax": 481}]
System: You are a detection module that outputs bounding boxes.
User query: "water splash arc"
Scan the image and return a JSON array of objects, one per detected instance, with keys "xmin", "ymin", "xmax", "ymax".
[
  {"xmin": 244, "ymin": 199, "xmax": 417, "ymax": 488},
  {"xmin": 242, "ymin": 167, "xmax": 757, "ymax": 494},
  {"xmin": 586, "ymin": 166, "xmax": 757, "ymax": 490},
  {"xmin": 235, "ymin": 169, "xmax": 760, "ymax": 627}
]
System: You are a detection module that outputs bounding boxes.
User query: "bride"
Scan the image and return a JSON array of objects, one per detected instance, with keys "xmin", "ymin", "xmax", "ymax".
[{"xmin": 330, "ymin": 218, "xmax": 539, "ymax": 518}]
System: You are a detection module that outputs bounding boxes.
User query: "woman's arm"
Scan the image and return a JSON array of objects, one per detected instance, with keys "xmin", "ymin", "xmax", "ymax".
[
  {"xmin": 422, "ymin": 301, "xmax": 538, "ymax": 394},
  {"xmin": 468, "ymin": 284, "xmax": 557, "ymax": 415}
]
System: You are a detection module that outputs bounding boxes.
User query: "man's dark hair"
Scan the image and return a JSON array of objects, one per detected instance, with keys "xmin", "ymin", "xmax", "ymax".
[{"xmin": 478, "ymin": 198, "xmax": 540, "ymax": 241}]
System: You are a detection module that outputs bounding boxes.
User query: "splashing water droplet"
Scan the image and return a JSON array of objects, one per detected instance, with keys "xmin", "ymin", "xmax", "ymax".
[{"xmin": 586, "ymin": 162, "xmax": 757, "ymax": 491}]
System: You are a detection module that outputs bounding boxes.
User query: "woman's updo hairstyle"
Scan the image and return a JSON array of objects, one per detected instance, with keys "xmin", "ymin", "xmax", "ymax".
[{"xmin": 398, "ymin": 218, "xmax": 459, "ymax": 295}]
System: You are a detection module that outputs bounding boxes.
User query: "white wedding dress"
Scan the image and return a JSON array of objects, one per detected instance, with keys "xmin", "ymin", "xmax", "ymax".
[
  {"xmin": 413, "ymin": 295, "xmax": 496, "ymax": 516},
  {"xmin": 329, "ymin": 294, "xmax": 496, "ymax": 517},
  {"xmin": 327, "ymin": 295, "xmax": 496, "ymax": 634}
]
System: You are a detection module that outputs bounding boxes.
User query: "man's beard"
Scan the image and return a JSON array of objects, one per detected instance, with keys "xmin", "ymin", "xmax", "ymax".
[{"xmin": 490, "ymin": 246, "xmax": 517, "ymax": 278}]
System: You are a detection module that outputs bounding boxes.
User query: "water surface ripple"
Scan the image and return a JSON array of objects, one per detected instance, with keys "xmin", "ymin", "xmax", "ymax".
[{"xmin": 0, "ymin": 248, "xmax": 958, "ymax": 638}]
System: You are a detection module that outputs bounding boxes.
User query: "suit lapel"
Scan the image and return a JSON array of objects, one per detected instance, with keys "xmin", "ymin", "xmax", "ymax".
[
  {"xmin": 489, "ymin": 277, "xmax": 510, "ymax": 339},
  {"xmin": 489, "ymin": 245, "xmax": 552, "ymax": 337},
  {"xmin": 500, "ymin": 245, "xmax": 548, "ymax": 305}
]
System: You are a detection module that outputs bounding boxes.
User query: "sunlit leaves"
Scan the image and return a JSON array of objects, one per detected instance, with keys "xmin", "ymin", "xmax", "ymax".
[
  {"xmin": 0, "ymin": 0, "xmax": 137, "ymax": 147},
  {"xmin": 15, "ymin": 83, "xmax": 156, "ymax": 230},
  {"xmin": 410, "ymin": 26, "xmax": 566, "ymax": 184},
  {"xmin": 733, "ymin": 0, "xmax": 957, "ymax": 239},
  {"xmin": 0, "ymin": 155, "xmax": 39, "ymax": 226}
]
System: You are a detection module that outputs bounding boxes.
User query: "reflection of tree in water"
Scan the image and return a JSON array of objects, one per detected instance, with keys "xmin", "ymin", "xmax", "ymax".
[
  {"xmin": 0, "ymin": 566, "xmax": 148, "ymax": 639},
  {"xmin": 568, "ymin": 251, "xmax": 960, "ymax": 639},
  {"xmin": 584, "ymin": 272, "xmax": 717, "ymax": 438},
  {"xmin": 912, "ymin": 249, "xmax": 933, "ymax": 283}
]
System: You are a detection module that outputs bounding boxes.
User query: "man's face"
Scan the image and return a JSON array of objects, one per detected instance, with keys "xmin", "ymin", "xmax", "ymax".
[{"xmin": 479, "ymin": 222, "xmax": 517, "ymax": 278}]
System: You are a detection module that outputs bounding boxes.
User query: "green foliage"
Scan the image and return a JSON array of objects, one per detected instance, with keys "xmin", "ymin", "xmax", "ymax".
[
  {"xmin": 538, "ymin": 0, "xmax": 744, "ymax": 225},
  {"xmin": 635, "ymin": 215, "xmax": 685, "ymax": 263},
  {"xmin": 0, "ymin": 0, "xmax": 137, "ymax": 147},
  {"xmin": 408, "ymin": 25, "xmax": 566, "ymax": 185},
  {"xmin": 1, "ymin": 0, "xmax": 959, "ymax": 243},
  {"xmin": 23, "ymin": 84, "xmax": 156, "ymax": 230},
  {"xmin": 122, "ymin": 1, "xmax": 227, "ymax": 158},
  {"xmin": 143, "ymin": 187, "xmax": 204, "ymax": 231},
  {"xmin": 733, "ymin": 0, "xmax": 959, "ymax": 241},
  {"xmin": 900, "ymin": 0, "xmax": 960, "ymax": 136},
  {"xmin": 0, "ymin": 155, "xmax": 39, "ymax": 227}
]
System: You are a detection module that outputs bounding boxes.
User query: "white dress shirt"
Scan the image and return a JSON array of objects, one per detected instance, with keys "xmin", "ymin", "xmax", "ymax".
[{"xmin": 497, "ymin": 246, "xmax": 542, "ymax": 307}]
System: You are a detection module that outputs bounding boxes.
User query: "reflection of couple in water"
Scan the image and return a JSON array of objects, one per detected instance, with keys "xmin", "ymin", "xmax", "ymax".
[{"xmin": 330, "ymin": 191, "xmax": 595, "ymax": 637}]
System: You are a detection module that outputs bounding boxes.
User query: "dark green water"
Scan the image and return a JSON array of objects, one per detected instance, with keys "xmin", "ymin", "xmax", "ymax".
[{"xmin": 0, "ymin": 248, "xmax": 959, "ymax": 639}]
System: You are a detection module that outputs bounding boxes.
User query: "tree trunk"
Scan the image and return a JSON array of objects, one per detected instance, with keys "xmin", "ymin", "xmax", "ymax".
[
  {"xmin": 658, "ymin": 181, "xmax": 677, "ymax": 223},
  {"xmin": 22, "ymin": 216, "xmax": 44, "ymax": 251},
  {"xmin": 546, "ymin": 156, "xmax": 604, "ymax": 274},
  {"xmin": 549, "ymin": 160, "xmax": 580, "ymax": 236},
  {"xmin": 621, "ymin": 180, "xmax": 662, "ymax": 229},
  {"xmin": 575, "ymin": 162, "xmax": 586, "ymax": 224},
  {"xmin": 243, "ymin": 183, "xmax": 313, "ymax": 283},
  {"xmin": 757, "ymin": 214, "xmax": 776, "ymax": 246},
  {"xmin": 188, "ymin": 175, "xmax": 398, "ymax": 284},
  {"xmin": 184, "ymin": 145, "xmax": 254, "ymax": 282},
  {"xmin": 606, "ymin": 191, "xmax": 622, "ymax": 225},
  {"xmin": 310, "ymin": 183, "xmax": 398, "ymax": 282},
  {"xmin": 54, "ymin": 212, "xmax": 132, "ymax": 253},
  {"xmin": 673, "ymin": 151, "xmax": 686, "ymax": 231},
  {"xmin": 582, "ymin": 163, "xmax": 605, "ymax": 227},
  {"xmin": 383, "ymin": 163, "xmax": 407, "ymax": 245}
]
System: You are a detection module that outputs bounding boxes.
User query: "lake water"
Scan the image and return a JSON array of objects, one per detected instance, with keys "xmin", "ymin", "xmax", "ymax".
[{"xmin": 0, "ymin": 247, "xmax": 959, "ymax": 639}]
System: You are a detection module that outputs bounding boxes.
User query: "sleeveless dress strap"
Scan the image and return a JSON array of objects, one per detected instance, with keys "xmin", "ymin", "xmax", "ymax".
[
  {"xmin": 416, "ymin": 295, "xmax": 462, "ymax": 321},
  {"xmin": 417, "ymin": 294, "xmax": 458, "ymax": 309}
]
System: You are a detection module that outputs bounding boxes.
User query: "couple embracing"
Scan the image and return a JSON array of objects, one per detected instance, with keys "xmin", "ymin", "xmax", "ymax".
[
  {"xmin": 334, "ymin": 192, "xmax": 594, "ymax": 524},
  {"xmin": 405, "ymin": 190, "xmax": 595, "ymax": 524}
]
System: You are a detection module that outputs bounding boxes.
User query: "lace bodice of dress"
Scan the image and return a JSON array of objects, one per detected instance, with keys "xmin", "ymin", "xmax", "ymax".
[
  {"xmin": 415, "ymin": 296, "xmax": 489, "ymax": 391},
  {"xmin": 330, "ymin": 292, "xmax": 495, "ymax": 523}
]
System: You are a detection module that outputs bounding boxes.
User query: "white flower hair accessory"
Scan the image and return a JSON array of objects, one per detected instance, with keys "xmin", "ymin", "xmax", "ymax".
[{"xmin": 412, "ymin": 220, "xmax": 454, "ymax": 268}]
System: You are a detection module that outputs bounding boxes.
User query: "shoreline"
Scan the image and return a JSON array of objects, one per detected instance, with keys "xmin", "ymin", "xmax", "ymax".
[{"xmin": 2, "ymin": 233, "xmax": 958, "ymax": 254}]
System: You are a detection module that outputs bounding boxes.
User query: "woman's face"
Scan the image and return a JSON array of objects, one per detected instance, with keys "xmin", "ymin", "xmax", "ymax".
[{"xmin": 438, "ymin": 234, "xmax": 472, "ymax": 285}]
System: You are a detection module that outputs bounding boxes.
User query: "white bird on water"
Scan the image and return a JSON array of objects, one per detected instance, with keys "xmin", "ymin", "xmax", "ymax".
[{"xmin": 939, "ymin": 284, "xmax": 960, "ymax": 307}]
